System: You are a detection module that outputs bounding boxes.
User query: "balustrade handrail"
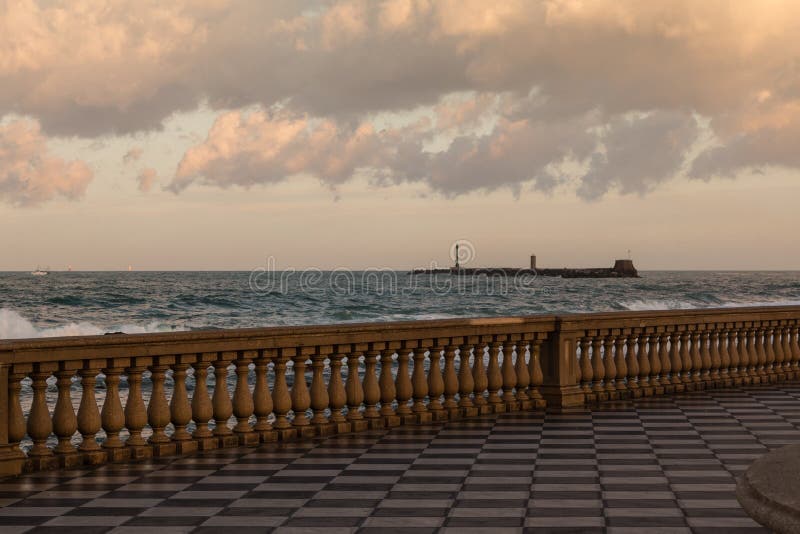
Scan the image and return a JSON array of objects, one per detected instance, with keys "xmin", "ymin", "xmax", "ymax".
[
  {"xmin": 0, "ymin": 304, "xmax": 799, "ymax": 478},
  {"xmin": 2, "ymin": 305, "xmax": 799, "ymax": 361},
  {"xmin": 0, "ymin": 314, "xmax": 557, "ymax": 362}
]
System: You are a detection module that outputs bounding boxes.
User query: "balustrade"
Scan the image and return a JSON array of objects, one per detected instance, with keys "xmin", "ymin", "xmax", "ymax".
[{"xmin": 1, "ymin": 307, "xmax": 798, "ymax": 476}]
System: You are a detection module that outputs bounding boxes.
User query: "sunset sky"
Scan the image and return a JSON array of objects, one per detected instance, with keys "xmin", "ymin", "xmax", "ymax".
[{"xmin": 1, "ymin": 0, "xmax": 799, "ymax": 271}]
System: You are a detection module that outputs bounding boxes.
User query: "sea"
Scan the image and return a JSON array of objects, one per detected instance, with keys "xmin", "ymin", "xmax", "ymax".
[
  {"xmin": 2, "ymin": 270, "xmax": 800, "ymax": 339},
  {"xmin": 2, "ymin": 270, "xmax": 799, "ymax": 448}
]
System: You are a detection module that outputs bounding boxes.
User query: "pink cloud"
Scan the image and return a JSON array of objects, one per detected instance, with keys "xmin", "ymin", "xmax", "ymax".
[
  {"xmin": 137, "ymin": 167, "xmax": 158, "ymax": 193},
  {"xmin": 0, "ymin": 119, "xmax": 92, "ymax": 206}
]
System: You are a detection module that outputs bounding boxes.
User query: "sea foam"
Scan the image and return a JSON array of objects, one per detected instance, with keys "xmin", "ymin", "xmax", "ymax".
[{"xmin": 0, "ymin": 308, "xmax": 179, "ymax": 340}]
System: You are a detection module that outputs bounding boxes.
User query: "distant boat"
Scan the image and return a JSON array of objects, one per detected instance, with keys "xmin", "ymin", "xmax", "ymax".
[{"xmin": 31, "ymin": 266, "xmax": 49, "ymax": 276}]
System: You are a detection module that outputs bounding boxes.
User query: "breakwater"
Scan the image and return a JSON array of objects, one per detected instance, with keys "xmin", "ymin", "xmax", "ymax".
[{"xmin": 412, "ymin": 259, "xmax": 639, "ymax": 278}]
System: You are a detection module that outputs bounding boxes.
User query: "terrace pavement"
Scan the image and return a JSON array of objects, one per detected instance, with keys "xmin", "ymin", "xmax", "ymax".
[{"xmin": 2, "ymin": 384, "xmax": 800, "ymax": 533}]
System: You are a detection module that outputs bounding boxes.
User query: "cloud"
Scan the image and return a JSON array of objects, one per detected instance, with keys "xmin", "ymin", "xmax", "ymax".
[
  {"xmin": 0, "ymin": 119, "xmax": 93, "ymax": 206},
  {"xmin": 3, "ymin": 1, "xmax": 800, "ymax": 197},
  {"xmin": 577, "ymin": 111, "xmax": 700, "ymax": 200},
  {"xmin": 137, "ymin": 168, "xmax": 157, "ymax": 192},
  {"xmin": 123, "ymin": 147, "xmax": 143, "ymax": 164},
  {"xmin": 168, "ymin": 105, "xmax": 596, "ymax": 197},
  {"xmin": 170, "ymin": 109, "xmax": 388, "ymax": 191},
  {"xmin": 690, "ymin": 103, "xmax": 800, "ymax": 179}
]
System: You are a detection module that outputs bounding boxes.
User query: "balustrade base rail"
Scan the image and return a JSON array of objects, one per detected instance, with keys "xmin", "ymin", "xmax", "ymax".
[{"xmin": 1, "ymin": 305, "xmax": 799, "ymax": 477}]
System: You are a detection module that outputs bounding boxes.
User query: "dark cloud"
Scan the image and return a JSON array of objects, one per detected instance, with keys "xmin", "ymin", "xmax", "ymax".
[{"xmin": 577, "ymin": 111, "xmax": 700, "ymax": 200}]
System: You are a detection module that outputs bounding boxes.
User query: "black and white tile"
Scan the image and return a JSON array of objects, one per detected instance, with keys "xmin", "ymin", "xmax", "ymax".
[{"xmin": 3, "ymin": 384, "xmax": 800, "ymax": 533}]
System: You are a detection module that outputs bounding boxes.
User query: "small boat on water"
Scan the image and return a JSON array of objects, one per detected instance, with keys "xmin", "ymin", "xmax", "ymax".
[{"xmin": 31, "ymin": 266, "xmax": 49, "ymax": 276}]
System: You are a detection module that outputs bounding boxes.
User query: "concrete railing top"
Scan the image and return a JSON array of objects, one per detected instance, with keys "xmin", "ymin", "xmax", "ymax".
[
  {"xmin": 0, "ymin": 314, "xmax": 558, "ymax": 364},
  {"xmin": 2, "ymin": 305, "xmax": 799, "ymax": 362}
]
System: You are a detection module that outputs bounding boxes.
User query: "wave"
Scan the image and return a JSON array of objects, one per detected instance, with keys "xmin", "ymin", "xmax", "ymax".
[
  {"xmin": 618, "ymin": 297, "xmax": 800, "ymax": 312},
  {"xmin": 0, "ymin": 308, "xmax": 184, "ymax": 340}
]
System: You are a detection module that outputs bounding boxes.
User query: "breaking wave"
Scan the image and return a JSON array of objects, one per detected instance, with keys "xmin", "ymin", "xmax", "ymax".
[{"xmin": 0, "ymin": 308, "xmax": 182, "ymax": 340}]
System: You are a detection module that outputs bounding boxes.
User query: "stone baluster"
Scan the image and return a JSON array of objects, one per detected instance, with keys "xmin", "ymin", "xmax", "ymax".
[
  {"xmin": 709, "ymin": 325, "xmax": 722, "ymax": 384},
  {"xmin": 291, "ymin": 352, "xmax": 312, "ymax": 431},
  {"xmin": 501, "ymin": 341, "xmax": 518, "ymax": 410},
  {"xmin": 756, "ymin": 327, "xmax": 768, "ymax": 380},
  {"xmin": 379, "ymin": 349, "xmax": 399, "ymax": 425},
  {"xmin": 667, "ymin": 332, "xmax": 680, "ymax": 387},
  {"xmin": 684, "ymin": 332, "xmax": 703, "ymax": 389},
  {"xmin": 680, "ymin": 331, "xmax": 693, "ymax": 388},
  {"xmin": 743, "ymin": 329, "xmax": 757, "ymax": 383},
  {"xmin": 649, "ymin": 333, "xmax": 663, "ymax": 394},
  {"xmin": 168, "ymin": 363, "xmax": 194, "ymax": 453},
  {"xmin": 737, "ymin": 327, "xmax": 749, "ymax": 383},
  {"xmin": 529, "ymin": 339, "xmax": 544, "ymax": 407},
  {"xmin": 669, "ymin": 330, "xmax": 688, "ymax": 392},
  {"xmin": 78, "ymin": 368, "xmax": 104, "ymax": 461},
  {"xmin": 791, "ymin": 326, "xmax": 800, "ymax": 377},
  {"xmin": 514, "ymin": 340, "xmax": 530, "ymax": 407},
  {"xmin": 443, "ymin": 345, "xmax": 460, "ymax": 415},
  {"xmin": 253, "ymin": 354, "xmax": 276, "ymax": 442},
  {"xmin": 699, "ymin": 330, "xmax": 712, "ymax": 385},
  {"xmin": 233, "ymin": 355, "xmax": 257, "ymax": 444},
  {"xmin": 579, "ymin": 338, "xmax": 593, "ymax": 396},
  {"xmin": 739, "ymin": 328, "xmax": 758, "ymax": 384},
  {"xmin": 52, "ymin": 369, "xmax": 78, "ymax": 461},
  {"xmin": 657, "ymin": 332, "xmax": 671, "ymax": 391},
  {"xmin": 271, "ymin": 351, "xmax": 293, "ymax": 434},
  {"xmin": 458, "ymin": 344, "xmax": 476, "ymax": 412},
  {"xmin": 212, "ymin": 358, "xmax": 236, "ymax": 443},
  {"xmin": 718, "ymin": 326, "xmax": 733, "ymax": 387},
  {"xmin": 346, "ymin": 352, "xmax": 367, "ymax": 430},
  {"xmin": 746, "ymin": 328, "xmax": 759, "ymax": 382},
  {"xmin": 786, "ymin": 326, "xmax": 797, "ymax": 377},
  {"xmin": 727, "ymin": 329, "xmax": 741, "ymax": 383},
  {"xmin": 395, "ymin": 347, "xmax": 414, "ymax": 422},
  {"xmin": 472, "ymin": 343, "xmax": 489, "ymax": 412},
  {"xmin": 190, "ymin": 362, "xmax": 216, "ymax": 449},
  {"xmin": 614, "ymin": 335, "xmax": 629, "ymax": 395},
  {"xmin": 412, "ymin": 348, "xmax": 430, "ymax": 420},
  {"xmin": 362, "ymin": 350, "xmax": 381, "ymax": 426},
  {"xmin": 27, "ymin": 369, "xmax": 54, "ymax": 464},
  {"xmin": 764, "ymin": 326, "xmax": 777, "ymax": 380},
  {"xmin": 124, "ymin": 366, "xmax": 149, "ymax": 455},
  {"xmin": 771, "ymin": 326, "xmax": 782, "ymax": 378},
  {"xmin": 636, "ymin": 333, "xmax": 650, "ymax": 395},
  {"xmin": 603, "ymin": 335, "xmax": 617, "ymax": 396},
  {"xmin": 591, "ymin": 335, "xmax": 605, "ymax": 399},
  {"xmin": 781, "ymin": 326, "xmax": 793, "ymax": 377},
  {"xmin": 328, "ymin": 352, "xmax": 349, "ymax": 432},
  {"xmin": 486, "ymin": 342, "xmax": 503, "ymax": 409},
  {"xmin": 101, "ymin": 365, "xmax": 126, "ymax": 458},
  {"xmin": 626, "ymin": 334, "xmax": 640, "ymax": 396},
  {"xmin": 427, "ymin": 346, "xmax": 446, "ymax": 420},
  {"xmin": 309, "ymin": 349, "xmax": 331, "ymax": 429},
  {"xmin": 773, "ymin": 326, "xmax": 786, "ymax": 380},
  {"xmin": 752, "ymin": 327, "xmax": 764, "ymax": 380},
  {"xmin": 7, "ymin": 372, "xmax": 27, "ymax": 456},
  {"xmin": 147, "ymin": 365, "xmax": 173, "ymax": 455}
]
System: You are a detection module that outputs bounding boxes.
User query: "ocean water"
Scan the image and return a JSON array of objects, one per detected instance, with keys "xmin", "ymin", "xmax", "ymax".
[
  {"xmin": 2, "ymin": 270, "xmax": 799, "ymax": 449},
  {"xmin": 1, "ymin": 270, "xmax": 800, "ymax": 339}
]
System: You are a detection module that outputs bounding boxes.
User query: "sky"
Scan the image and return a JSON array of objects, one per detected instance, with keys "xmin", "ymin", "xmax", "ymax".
[{"xmin": 1, "ymin": 0, "xmax": 800, "ymax": 271}]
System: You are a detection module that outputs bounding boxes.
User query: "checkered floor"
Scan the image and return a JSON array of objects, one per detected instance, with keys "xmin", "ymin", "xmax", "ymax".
[{"xmin": 3, "ymin": 385, "xmax": 800, "ymax": 533}]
